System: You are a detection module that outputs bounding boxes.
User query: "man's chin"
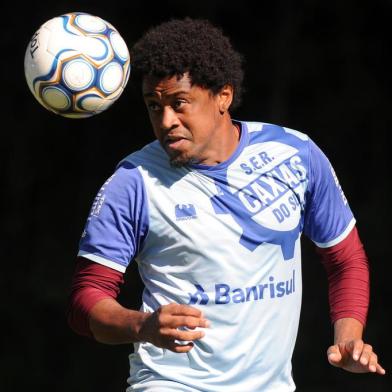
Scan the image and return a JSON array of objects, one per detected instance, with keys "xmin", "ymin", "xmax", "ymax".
[
  {"xmin": 169, "ymin": 157, "xmax": 190, "ymax": 168},
  {"xmin": 169, "ymin": 153, "xmax": 197, "ymax": 168}
]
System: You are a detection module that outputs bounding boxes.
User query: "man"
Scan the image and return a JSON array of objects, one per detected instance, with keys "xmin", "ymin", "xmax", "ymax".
[{"xmin": 68, "ymin": 18, "xmax": 385, "ymax": 391}]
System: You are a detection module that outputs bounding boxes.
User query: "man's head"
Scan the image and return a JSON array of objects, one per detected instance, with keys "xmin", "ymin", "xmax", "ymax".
[{"xmin": 131, "ymin": 18, "xmax": 244, "ymax": 166}]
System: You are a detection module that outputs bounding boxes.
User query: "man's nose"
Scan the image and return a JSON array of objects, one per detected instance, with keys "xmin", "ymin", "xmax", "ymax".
[{"xmin": 161, "ymin": 106, "xmax": 180, "ymax": 131}]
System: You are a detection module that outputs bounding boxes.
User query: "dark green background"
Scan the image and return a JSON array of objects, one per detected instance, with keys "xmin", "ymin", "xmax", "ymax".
[{"xmin": 2, "ymin": 0, "xmax": 390, "ymax": 390}]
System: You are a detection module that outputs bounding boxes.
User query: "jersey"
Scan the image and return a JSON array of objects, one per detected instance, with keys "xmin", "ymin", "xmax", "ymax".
[{"xmin": 78, "ymin": 121, "xmax": 355, "ymax": 391}]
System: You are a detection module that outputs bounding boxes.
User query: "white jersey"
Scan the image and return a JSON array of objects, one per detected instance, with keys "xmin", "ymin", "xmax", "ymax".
[{"xmin": 78, "ymin": 121, "xmax": 355, "ymax": 391}]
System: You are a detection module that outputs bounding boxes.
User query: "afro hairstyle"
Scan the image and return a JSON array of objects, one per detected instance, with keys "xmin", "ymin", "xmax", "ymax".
[{"xmin": 131, "ymin": 18, "xmax": 244, "ymax": 110}]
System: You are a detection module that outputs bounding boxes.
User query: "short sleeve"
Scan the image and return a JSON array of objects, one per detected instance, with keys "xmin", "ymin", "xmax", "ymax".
[
  {"xmin": 78, "ymin": 161, "xmax": 149, "ymax": 272},
  {"xmin": 304, "ymin": 140, "xmax": 355, "ymax": 247}
]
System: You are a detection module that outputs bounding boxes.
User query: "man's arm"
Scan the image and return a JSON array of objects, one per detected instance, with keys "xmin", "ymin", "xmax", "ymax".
[
  {"xmin": 89, "ymin": 299, "xmax": 209, "ymax": 353},
  {"xmin": 327, "ymin": 317, "xmax": 385, "ymax": 374},
  {"xmin": 68, "ymin": 257, "xmax": 209, "ymax": 353},
  {"xmin": 316, "ymin": 226, "xmax": 385, "ymax": 375}
]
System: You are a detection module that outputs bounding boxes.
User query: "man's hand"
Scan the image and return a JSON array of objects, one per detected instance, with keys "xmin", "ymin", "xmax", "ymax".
[
  {"xmin": 327, "ymin": 318, "xmax": 385, "ymax": 375},
  {"xmin": 327, "ymin": 339, "xmax": 385, "ymax": 374},
  {"xmin": 138, "ymin": 303, "xmax": 210, "ymax": 353}
]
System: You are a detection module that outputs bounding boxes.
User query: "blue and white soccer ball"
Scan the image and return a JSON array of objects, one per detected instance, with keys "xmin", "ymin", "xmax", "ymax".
[{"xmin": 24, "ymin": 12, "xmax": 130, "ymax": 118}]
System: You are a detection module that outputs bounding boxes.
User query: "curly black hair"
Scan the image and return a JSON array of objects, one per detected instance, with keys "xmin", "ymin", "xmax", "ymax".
[{"xmin": 130, "ymin": 18, "xmax": 244, "ymax": 110}]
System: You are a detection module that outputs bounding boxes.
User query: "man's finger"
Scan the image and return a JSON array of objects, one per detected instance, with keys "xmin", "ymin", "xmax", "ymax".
[
  {"xmin": 167, "ymin": 341, "xmax": 194, "ymax": 353},
  {"xmin": 359, "ymin": 344, "xmax": 373, "ymax": 366},
  {"xmin": 327, "ymin": 345, "xmax": 342, "ymax": 366},
  {"xmin": 165, "ymin": 303, "xmax": 204, "ymax": 317},
  {"xmin": 171, "ymin": 328, "xmax": 205, "ymax": 342},
  {"xmin": 376, "ymin": 363, "xmax": 386, "ymax": 375},
  {"xmin": 169, "ymin": 315, "xmax": 210, "ymax": 329},
  {"xmin": 368, "ymin": 352, "xmax": 378, "ymax": 372},
  {"xmin": 346, "ymin": 339, "xmax": 364, "ymax": 361}
]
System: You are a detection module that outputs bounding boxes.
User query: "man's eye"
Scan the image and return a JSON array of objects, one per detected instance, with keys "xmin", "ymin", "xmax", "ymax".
[
  {"xmin": 147, "ymin": 102, "xmax": 161, "ymax": 111},
  {"xmin": 172, "ymin": 100, "xmax": 185, "ymax": 110}
]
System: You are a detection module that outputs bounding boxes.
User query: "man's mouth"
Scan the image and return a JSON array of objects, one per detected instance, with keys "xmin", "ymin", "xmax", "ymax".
[{"xmin": 164, "ymin": 135, "xmax": 188, "ymax": 150}]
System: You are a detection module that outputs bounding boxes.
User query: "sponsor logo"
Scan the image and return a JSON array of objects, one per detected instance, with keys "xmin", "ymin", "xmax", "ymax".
[
  {"xmin": 187, "ymin": 270, "xmax": 296, "ymax": 305},
  {"xmin": 330, "ymin": 165, "xmax": 348, "ymax": 205},
  {"xmin": 91, "ymin": 194, "xmax": 105, "ymax": 217},
  {"xmin": 175, "ymin": 204, "xmax": 197, "ymax": 220},
  {"xmin": 188, "ymin": 284, "xmax": 209, "ymax": 305},
  {"xmin": 89, "ymin": 173, "xmax": 116, "ymax": 218}
]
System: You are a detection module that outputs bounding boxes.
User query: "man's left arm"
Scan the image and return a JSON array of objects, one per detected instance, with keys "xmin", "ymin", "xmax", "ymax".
[{"xmin": 317, "ymin": 226, "xmax": 385, "ymax": 375}]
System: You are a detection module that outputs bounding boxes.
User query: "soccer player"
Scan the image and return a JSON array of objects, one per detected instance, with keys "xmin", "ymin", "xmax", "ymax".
[{"xmin": 68, "ymin": 18, "xmax": 385, "ymax": 391}]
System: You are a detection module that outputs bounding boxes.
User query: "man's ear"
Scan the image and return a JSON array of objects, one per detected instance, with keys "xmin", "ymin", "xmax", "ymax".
[{"xmin": 218, "ymin": 84, "xmax": 234, "ymax": 114}]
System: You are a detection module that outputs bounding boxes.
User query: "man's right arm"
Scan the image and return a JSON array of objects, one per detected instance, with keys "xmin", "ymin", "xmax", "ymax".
[
  {"xmin": 68, "ymin": 257, "xmax": 209, "ymax": 352},
  {"xmin": 88, "ymin": 297, "xmax": 149, "ymax": 344},
  {"xmin": 89, "ymin": 299, "xmax": 209, "ymax": 353}
]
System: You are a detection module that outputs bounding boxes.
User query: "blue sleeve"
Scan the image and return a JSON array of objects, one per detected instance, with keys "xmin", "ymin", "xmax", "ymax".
[
  {"xmin": 303, "ymin": 139, "xmax": 355, "ymax": 247},
  {"xmin": 78, "ymin": 161, "xmax": 149, "ymax": 272}
]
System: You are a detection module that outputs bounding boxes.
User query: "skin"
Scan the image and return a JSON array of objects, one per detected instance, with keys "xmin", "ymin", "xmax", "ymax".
[
  {"xmin": 88, "ymin": 74, "xmax": 385, "ymax": 374},
  {"xmin": 328, "ymin": 318, "xmax": 385, "ymax": 374},
  {"xmin": 142, "ymin": 73, "xmax": 239, "ymax": 167},
  {"xmin": 89, "ymin": 299, "xmax": 209, "ymax": 353}
]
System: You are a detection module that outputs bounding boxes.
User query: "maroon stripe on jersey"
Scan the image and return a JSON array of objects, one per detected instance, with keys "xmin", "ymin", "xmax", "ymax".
[
  {"xmin": 316, "ymin": 226, "xmax": 369, "ymax": 326},
  {"xmin": 67, "ymin": 257, "xmax": 124, "ymax": 338}
]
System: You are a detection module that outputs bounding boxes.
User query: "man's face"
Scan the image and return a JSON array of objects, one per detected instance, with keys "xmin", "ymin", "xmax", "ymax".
[{"xmin": 142, "ymin": 73, "xmax": 228, "ymax": 167}]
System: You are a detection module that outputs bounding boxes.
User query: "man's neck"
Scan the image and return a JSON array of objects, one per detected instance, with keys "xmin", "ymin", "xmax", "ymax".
[{"xmin": 198, "ymin": 117, "xmax": 241, "ymax": 166}]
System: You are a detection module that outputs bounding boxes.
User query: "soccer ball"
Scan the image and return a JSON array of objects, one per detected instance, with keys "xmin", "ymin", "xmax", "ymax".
[{"xmin": 24, "ymin": 12, "xmax": 130, "ymax": 118}]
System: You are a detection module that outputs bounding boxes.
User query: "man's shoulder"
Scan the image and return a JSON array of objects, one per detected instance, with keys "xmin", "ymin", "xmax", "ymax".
[
  {"xmin": 101, "ymin": 141, "xmax": 168, "ymax": 191},
  {"xmin": 117, "ymin": 140, "xmax": 169, "ymax": 169},
  {"xmin": 241, "ymin": 120, "xmax": 310, "ymax": 142}
]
